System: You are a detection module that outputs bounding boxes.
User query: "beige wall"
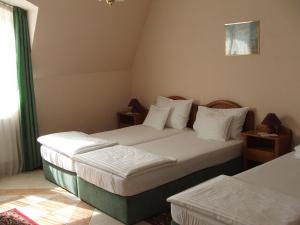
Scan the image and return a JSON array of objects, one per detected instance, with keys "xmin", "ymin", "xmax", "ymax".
[
  {"xmin": 131, "ymin": 0, "xmax": 300, "ymax": 143},
  {"xmin": 28, "ymin": 0, "xmax": 151, "ymax": 134},
  {"xmin": 35, "ymin": 71, "xmax": 130, "ymax": 134}
]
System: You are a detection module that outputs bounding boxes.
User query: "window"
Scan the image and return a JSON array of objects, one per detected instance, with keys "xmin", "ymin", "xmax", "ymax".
[{"xmin": 0, "ymin": 4, "xmax": 19, "ymax": 119}]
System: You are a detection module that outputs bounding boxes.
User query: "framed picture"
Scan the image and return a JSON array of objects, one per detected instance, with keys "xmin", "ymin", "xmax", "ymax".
[{"xmin": 225, "ymin": 21, "xmax": 260, "ymax": 56}]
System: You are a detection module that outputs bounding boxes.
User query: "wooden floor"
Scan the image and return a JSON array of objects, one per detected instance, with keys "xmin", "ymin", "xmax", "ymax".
[{"xmin": 0, "ymin": 170, "xmax": 150, "ymax": 225}]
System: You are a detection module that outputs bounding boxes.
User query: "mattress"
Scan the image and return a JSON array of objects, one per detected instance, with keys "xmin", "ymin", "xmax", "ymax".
[
  {"xmin": 91, "ymin": 124, "xmax": 182, "ymax": 145},
  {"xmin": 41, "ymin": 146, "xmax": 76, "ymax": 172},
  {"xmin": 75, "ymin": 130, "xmax": 243, "ymax": 196},
  {"xmin": 41, "ymin": 125, "xmax": 182, "ymax": 172},
  {"xmin": 171, "ymin": 151, "xmax": 300, "ymax": 225}
]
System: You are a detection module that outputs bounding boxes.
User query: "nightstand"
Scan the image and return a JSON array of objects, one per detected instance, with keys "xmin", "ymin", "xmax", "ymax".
[
  {"xmin": 241, "ymin": 127, "xmax": 292, "ymax": 170},
  {"xmin": 117, "ymin": 111, "xmax": 146, "ymax": 128}
]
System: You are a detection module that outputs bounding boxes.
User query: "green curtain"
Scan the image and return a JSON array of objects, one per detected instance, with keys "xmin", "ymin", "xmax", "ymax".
[{"xmin": 13, "ymin": 7, "xmax": 41, "ymax": 171}]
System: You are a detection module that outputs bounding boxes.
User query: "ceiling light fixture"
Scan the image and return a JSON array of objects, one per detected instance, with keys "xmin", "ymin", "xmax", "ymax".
[{"xmin": 98, "ymin": 0, "xmax": 124, "ymax": 7}]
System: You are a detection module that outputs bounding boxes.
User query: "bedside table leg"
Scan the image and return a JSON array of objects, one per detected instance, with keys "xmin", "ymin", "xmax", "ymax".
[
  {"xmin": 242, "ymin": 136, "xmax": 248, "ymax": 170},
  {"xmin": 243, "ymin": 157, "xmax": 248, "ymax": 170}
]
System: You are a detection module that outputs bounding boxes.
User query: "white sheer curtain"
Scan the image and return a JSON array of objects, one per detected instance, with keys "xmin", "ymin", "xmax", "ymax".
[{"xmin": 0, "ymin": 4, "xmax": 22, "ymax": 177}]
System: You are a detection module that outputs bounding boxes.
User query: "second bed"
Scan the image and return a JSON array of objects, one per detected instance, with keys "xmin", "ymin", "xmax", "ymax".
[{"xmin": 169, "ymin": 151, "xmax": 300, "ymax": 225}]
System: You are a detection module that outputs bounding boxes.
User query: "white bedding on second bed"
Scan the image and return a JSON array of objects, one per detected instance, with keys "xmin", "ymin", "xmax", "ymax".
[
  {"xmin": 170, "ymin": 151, "xmax": 300, "ymax": 225},
  {"xmin": 41, "ymin": 125, "xmax": 182, "ymax": 172},
  {"xmin": 75, "ymin": 129, "xmax": 243, "ymax": 196},
  {"xmin": 236, "ymin": 152, "xmax": 300, "ymax": 198}
]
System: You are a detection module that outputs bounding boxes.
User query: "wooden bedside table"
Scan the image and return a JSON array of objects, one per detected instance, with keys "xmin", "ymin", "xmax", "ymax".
[
  {"xmin": 117, "ymin": 111, "xmax": 146, "ymax": 128},
  {"xmin": 241, "ymin": 127, "xmax": 292, "ymax": 170}
]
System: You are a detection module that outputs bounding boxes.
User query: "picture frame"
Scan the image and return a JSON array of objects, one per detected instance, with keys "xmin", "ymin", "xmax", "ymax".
[{"xmin": 225, "ymin": 21, "xmax": 260, "ymax": 56}]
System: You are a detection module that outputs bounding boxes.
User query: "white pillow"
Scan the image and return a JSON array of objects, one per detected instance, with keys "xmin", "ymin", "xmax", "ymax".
[
  {"xmin": 193, "ymin": 108, "xmax": 233, "ymax": 141},
  {"xmin": 225, "ymin": 107, "xmax": 249, "ymax": 139},
  {"xmin": 156, "ymin": 96, "xmax": 193, "ymax": 129},
  {"xmin": 143, "ymin": 105, "xmax": 171, "ymax": 130},
  {"xmin": 194, "ymin": 106, "xmax": 249, "ymax": 140}
]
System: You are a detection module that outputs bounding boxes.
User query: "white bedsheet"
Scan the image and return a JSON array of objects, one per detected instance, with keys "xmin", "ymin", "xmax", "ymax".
[
  {"xmin": 75, "ymin": 130, "xmax": 243, "ymax": 196},
  {"xmin": 91, "ymin": 124, "xmax": 182, "ymax": 145},
  {"xmin": 41, "ymin": 146, "xmax": 76, "ymax": 172},
  {"xmin": 74, "ymin": 145, "xmax": 177, "ymax": 178},
  {"xmin": 41, "ymin": 125, "xmax": 182, "ymax": 172},
  {"xmin": 168, "ymin": 175, "xmax": 300, "ymax": 225},
  {"xmin": 170, "ymin": 152, "xmax": 300, "ymax": 225}
]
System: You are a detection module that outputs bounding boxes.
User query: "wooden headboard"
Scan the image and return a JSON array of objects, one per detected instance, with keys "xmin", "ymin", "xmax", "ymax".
[{"xmin": 169, "ymin": 96, "xmax": 255, "ymax": 131}]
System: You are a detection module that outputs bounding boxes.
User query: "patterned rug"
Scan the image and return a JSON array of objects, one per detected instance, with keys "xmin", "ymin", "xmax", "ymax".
[
  {"xmin": 0, "ymin": 208, "xmax": 39, "ymax": 225},
  {"xmin": 146, "ymin": 212, "xmax": 171, "ymax": 225}
]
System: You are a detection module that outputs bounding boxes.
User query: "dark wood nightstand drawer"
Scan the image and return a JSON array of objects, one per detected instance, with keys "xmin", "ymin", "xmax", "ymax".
[
  {"xmin": 119, "ymin": 114, "xmax": 134, "ymax": 125},
  {"xmin": 117, "ymin": 111, "xmax": 147, "ymax": 128},
  {"xmin": 245, "ymin": 148, "xmax": 276, "ymax": 163}
]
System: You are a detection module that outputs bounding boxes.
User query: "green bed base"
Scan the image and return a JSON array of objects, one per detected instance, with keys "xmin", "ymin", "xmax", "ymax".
[
  {"xmin": 77, "ymin": 157, "xmax": 242, "ymax": 225},
  {"xmin": 171, "ymin": 221, "xmax": 180, "ymax": 225},
  {"xmin": 42, "ymin": 159, "xmax": 78, "ymax": 196}
]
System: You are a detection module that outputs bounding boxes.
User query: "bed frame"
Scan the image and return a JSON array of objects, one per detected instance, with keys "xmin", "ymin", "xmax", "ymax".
[
  {"xmin": 42, "ymin": 159, "xmax": 78, "ymax": 195},
  {"xmin": 170, "ymin": 96, "xmax": 254, "ymax": 132},
  {"xmin": 76, "ymin": 97, "xmax": 255, "ymax": 225}
]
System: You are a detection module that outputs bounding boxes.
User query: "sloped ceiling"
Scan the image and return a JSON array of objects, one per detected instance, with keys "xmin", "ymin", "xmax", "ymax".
[{"xmin": 28, "ymin": 0, "xmax": 151, "ymax": 77}]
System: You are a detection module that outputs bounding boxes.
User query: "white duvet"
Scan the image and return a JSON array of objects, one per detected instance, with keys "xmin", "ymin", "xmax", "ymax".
[
  {"xmin": 91, "ymin": 125, "xmax": 183, "ymax": 146},
  {"xmin": 74, "ymin": 145, "xmax": 177, "ymax": 178},
  {"xmin": 37, "ymin": 131, "xmax": 116, "ymax": 157},
  {"xmin": 168, "ymin": 175, "xmax": 300, "ymax": 225},
  {"xmin": 75, "ymin": 130, "xmax": 243, "ymax": 196}
]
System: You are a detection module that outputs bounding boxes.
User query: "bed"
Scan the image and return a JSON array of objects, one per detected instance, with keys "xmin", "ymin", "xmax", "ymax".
[
  {"xmin": 74, "ymin": 99, "xmax": 254, "ymax": 225},
  {"xmin": 41, "ymin": 124, "xmax": 183, "ymax": 195},
  {"xmin": 169, "ymin": 151, "xmax": 300, "ymax": 225}
]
